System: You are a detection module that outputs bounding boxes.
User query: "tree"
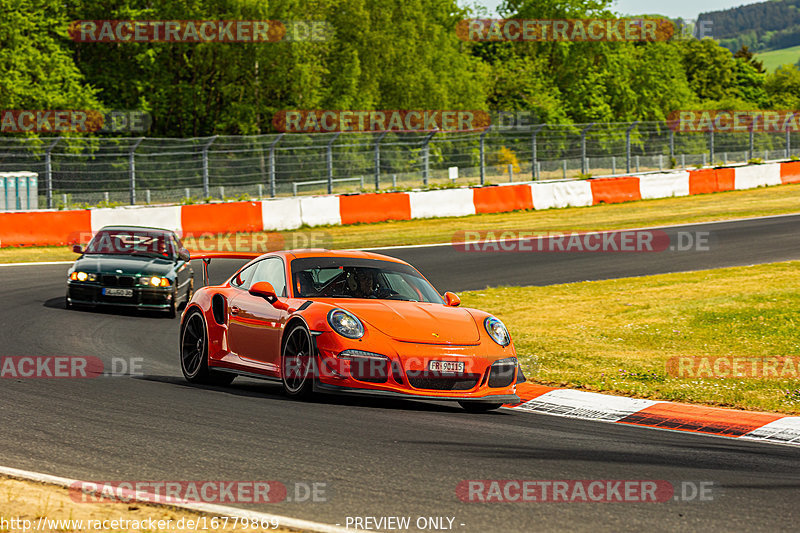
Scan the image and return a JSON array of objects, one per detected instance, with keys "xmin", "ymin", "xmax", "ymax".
[
  {"xmin": 766, "ymin": 64, "xmax": 800, "ymax": 109},
  {"xmin": 0, "ymin": 0, "xmax": 101, "ymax": 111},
  {"xmin": 680, "ymin": 38, "xmax": 736, "ymax": 101}
]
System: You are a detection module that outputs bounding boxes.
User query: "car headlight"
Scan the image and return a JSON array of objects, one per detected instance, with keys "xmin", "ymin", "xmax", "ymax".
[
  {"xmin": 484, "ymin": 316, "xmax": 511, "ymax": 346},
  {"xmin": 328, "ymin": 309, "xmax": 365, "ymax": 339},
  {"xmin": 141, "ymin": 276, "xmax": 171, "ymax": 287},
  {"xmin": 69, "ymin": 271, "xmax": 97, "ymax": 282}
]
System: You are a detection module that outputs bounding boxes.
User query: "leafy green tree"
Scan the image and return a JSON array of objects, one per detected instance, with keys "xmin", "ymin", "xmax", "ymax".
[
  {"xmin": 766, "ymin": 64, "xmax": 800, "ymax": 109},
  {"xmin": 0, "ymin": 0, "xmax": 101, "ymax": 110},
  {"xmin": 680, "ymin": 38, "xmax": 736, "ymax": 101}
]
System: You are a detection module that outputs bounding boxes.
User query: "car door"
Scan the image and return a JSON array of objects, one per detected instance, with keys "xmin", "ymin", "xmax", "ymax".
[{"xmin": 227, "ymin": 257, "xmax": 289, "ymax": 371}]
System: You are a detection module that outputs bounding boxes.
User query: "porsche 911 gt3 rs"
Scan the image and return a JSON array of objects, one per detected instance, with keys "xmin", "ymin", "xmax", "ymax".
[{"xmin": 179, "ymin": 250, "xmax": 522, "ymax": 411}]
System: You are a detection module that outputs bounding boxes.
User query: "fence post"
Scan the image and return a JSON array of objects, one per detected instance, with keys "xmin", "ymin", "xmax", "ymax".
[
  {"xmin": 269, "ymin": 133, "xmax": 283, "ymax": 198},
  {"xmin": 44, "ymin": 137, "xmax": 61, "ymax": 209},
  {"xmin": 626, "ymin": 122, "xmax": 638, "ymax": 173},
  {"xmin": 374, "ymin": 131, "xmax": 388, "ymax": 190},
  {"xmin": 422, "ymin": 131, "xmax": 436, "ymax": 186},
  {"xmin": 709, "ymin": 130, "xmax": 714, "ymax": 165},
  {"xmin": 128, "ymin": 137, "xmax": 144, "ymax": 205},
  {"xmin": 787, "ymin": 126, "xmax": 792, "ymax": 159},
  {"xmin": 327, "ymin": 132, "xmax": 341, "ymax": 194},
  {"xmin": 202, "ymin": 136, "xmax": 218, "ymax": 198},
  {"xmin": 669, "ymin": 128, "xmax": 675, "ymax": 162},
  {"xmin": 531, "ymin": 124, "xmax": 545, "ymax": 180},
  {"xmin": 580, "ymin": 123, "xmax": 594, "ymax": 175},
  {"xmin": 480, "ymin": 126, "xmax": 491, "ymax": 185},
  {"xmin": 508, "ymin": 164, "xmax": 513, "ymax": 183},
  {"xmin": 749, "ymin": 126, "xmax": 754, "ymax": 161}
]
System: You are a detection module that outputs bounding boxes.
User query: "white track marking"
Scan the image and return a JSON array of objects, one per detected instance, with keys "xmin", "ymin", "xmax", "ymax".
[{"xmin": 0, "ymin": 465, "xmax": 353, "ymax": 533}]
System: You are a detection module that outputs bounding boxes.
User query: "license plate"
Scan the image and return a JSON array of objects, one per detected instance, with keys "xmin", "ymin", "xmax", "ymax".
[
  {"xmin": 103, "ymin": 288, "xmax": 133, "ymax": 297},
  {"xmin": 428, "ymin": 361, "xmax": 464, "ymax": 373}
]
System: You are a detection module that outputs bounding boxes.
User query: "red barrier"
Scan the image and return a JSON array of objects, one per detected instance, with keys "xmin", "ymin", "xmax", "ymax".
[
  {"xmin": 181, "ymin": 202, "xmax": 263, "ymax": 236},
  {"xmin": 590, "ymin": 177, "xmax": 641, "ymax": 205},
  {"xmin": 0, "ymin": 210, "xmax": 91, "ymax": 247},
  {"xmin": 688, "ymin": 168, "xmax": 735, "ymax": 194},
  {"xmin": 780, "ymin": 161, "xmax": 800, "ymax": 184},
  {"xmin": 339, "ymin": 192, "xmax": 411, "ymax": 225},
  {"xmin": 473, "ymin": 185, "xmax": 533, "ymax": 214}
]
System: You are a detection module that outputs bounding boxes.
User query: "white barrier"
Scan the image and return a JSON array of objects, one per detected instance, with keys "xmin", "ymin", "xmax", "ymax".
[
  {"xmin": 408, "ymin": 188, "xmax": 475, "ymax": 218},
  {"xmin": 531, "ymin": 180, "xmax": 593, "ymax": 210},
  {"xmin": 639, "ymin": 172, "xmax": 690, "ymax": 199},
  {"xmin": 261, "ymin": 198, "xmax": 303, "ymax": 231}
]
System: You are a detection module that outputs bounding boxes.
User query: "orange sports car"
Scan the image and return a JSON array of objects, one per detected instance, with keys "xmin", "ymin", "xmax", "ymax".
[{"xmin": 179, "ymin": 250, "xmax": 522, "ymax": 411}]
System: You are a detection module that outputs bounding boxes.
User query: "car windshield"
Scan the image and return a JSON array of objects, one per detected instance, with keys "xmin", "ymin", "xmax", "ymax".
[
  {"xmin": 291, "ymin": 257, "xmax": 444, "ymax": 303},
  {"xmin": 84, "ymin": 229, "xmax": 175, "ymax": 259}
]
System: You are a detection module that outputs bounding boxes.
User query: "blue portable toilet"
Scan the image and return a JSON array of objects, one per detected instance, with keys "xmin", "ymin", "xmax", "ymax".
[
  {"xmin": 27, "ymin": 173, "xmax": 38, "ymax": 209},
  {"xmin": 5, "ymin": 175, "xmax": 16, "ymax": 210}
]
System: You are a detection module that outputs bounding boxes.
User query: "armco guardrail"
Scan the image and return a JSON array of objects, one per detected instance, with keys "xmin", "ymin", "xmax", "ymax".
[{"xmin": 1, "ymin": 161, "xmax": 799, "ymax": 248}]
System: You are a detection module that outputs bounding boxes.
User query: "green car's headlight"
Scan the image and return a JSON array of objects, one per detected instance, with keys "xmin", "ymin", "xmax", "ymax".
[
  {"xmin": 328, "ymin": 309, "xmax": 365, "ymax": 339},
  {"xmin": 69, "ymin": 271, "xmax": 97, "ymax": 282},
  {"xmin": 484, "ymin": 316, "xmax": 511, "ymax": 346},
  {"xmin": 140, "ymin": 276, "xmax": 171, "ymax": 287}
]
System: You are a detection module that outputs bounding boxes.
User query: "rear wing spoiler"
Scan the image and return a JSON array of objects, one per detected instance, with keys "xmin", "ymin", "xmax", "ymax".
[{"xmin": 187, "ymin": 251, "xmax": 265, "ymax": 285}]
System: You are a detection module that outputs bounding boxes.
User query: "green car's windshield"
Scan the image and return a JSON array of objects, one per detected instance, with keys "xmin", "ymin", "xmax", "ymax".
[{"xmin": 84, "ymin": 230, "xmax": 174, "ymax": 259}]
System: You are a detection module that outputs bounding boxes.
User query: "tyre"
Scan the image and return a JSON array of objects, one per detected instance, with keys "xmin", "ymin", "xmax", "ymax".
[
  {"xmin": 180, "ymin": 310, "xmax": 235, "ymax": 385},
  {"xmin": 281, "ymin": 323, "xmax": 315, "ymax": 399},
  {"xmin": 185, "ymin": 277, "xmax": 194, "ymax": 303},
  {"xmin": 459, "ymin": 401, "xmax": 503, "ymax": 413}
]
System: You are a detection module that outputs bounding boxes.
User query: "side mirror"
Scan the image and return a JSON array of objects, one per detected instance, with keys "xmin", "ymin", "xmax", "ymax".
[
  {"xmin": 178, "ymin": 248, "xmax": 191, "ymax": 262},
  {"xmin": 444, "ymin": 292, "xmax": 461, "ymax": 307},
  {"xmin": 249, "ymin": 281, "xmax": 289, "ymax": 311},
  {"xmin": 72, "ymin": 244, "xmax": 84, "ymax": 254}
]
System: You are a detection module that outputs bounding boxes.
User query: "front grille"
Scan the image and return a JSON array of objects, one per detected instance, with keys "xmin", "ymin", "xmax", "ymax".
[
  {"xmin": 407, "ymin": 372, "xmax": 481, "ymax": 391},
  {"xmin": 487, "ymin": 364, "xmax": 516, "ymax": 388},
  {"xmin": 101, "ymin": 275, "xmax": 135, "ymax": 287},
  {"xmin": 344, "ymin": 356, "xmax": 389, "ymax": 384}
]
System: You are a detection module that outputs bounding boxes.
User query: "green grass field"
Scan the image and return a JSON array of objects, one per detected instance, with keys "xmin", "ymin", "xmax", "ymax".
[
  {"xmin": 461, "ymin": 261, "xmax": 800, "ymax": 414},
  {"xmin": 755, "ymin": 44, "xmax": 800, "ymax": 72}
]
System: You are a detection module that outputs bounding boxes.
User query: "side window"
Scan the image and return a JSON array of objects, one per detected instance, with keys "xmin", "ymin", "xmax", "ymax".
[
  {"xmin": 232, "ymin": 263, "xmax": 257, "ymax": 289},
  {"xmin": 170, "ymin": 236, "xmax": 181, "ymax": 258},
  {"xmin": 251, "ymin": 258, "xmax": 287, "ymax": 297}
]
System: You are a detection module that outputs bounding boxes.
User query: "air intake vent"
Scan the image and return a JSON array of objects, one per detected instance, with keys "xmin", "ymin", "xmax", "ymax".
[{"xmin": 212, "ymin": 294, "xmax": 226, "ymax": 325}]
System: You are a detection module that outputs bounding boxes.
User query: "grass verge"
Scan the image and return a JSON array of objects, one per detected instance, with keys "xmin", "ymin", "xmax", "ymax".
[
  {"xmin": 1, "ymin": 182, "xmax": 800, "ymax": 264},
  {"xmin": 459, "ymin": 261, "xmax": 800, "ymax": 415},
  {"xmin": 0, "ymin": 475, "xmax": 299, "ymax": 532}
]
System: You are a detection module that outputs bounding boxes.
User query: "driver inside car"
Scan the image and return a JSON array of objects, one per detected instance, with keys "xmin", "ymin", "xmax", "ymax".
[{"xmin": 346, "ymin": 268, "xmax": 386, "ymax": 298}]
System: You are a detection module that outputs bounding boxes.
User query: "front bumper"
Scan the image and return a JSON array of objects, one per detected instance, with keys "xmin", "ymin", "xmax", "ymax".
[
  {"xmin": 315, "ymin": 381, "xmax": 520, "ymax": 404},
  {"xmin": 67, "ymin": 282, "xmax": 173, "ymax": 309},
  {"xmin": 314, "ymin": 332, "xmax": 519, "ymax": 401}
]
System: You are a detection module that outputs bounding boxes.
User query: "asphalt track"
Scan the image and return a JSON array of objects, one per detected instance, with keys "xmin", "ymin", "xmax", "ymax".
[{"xmin": 2, "ymin": 214, "xmax": 800, "ymax": 532}]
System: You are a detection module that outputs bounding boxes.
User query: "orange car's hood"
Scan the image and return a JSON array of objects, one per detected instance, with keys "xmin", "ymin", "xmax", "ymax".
[{"xmin": 336, "ymin": 300, "xmax": 481, "ymax": 345}]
